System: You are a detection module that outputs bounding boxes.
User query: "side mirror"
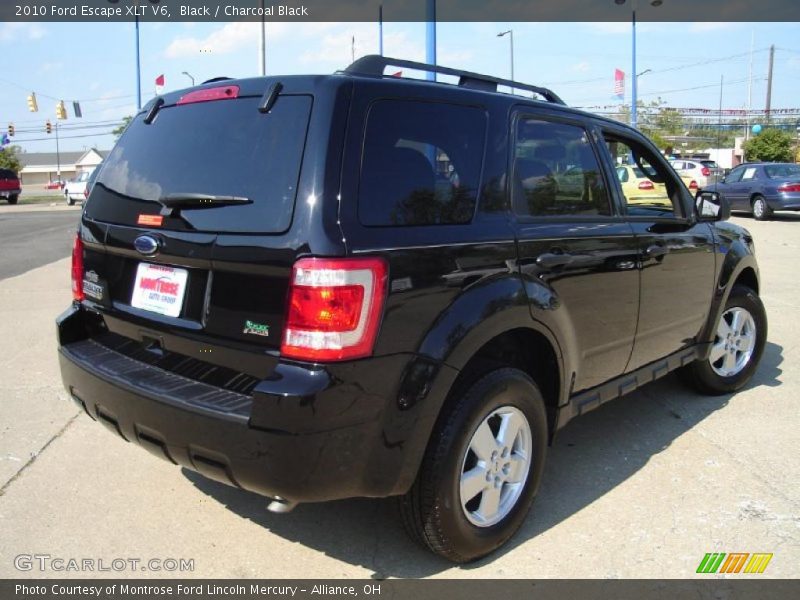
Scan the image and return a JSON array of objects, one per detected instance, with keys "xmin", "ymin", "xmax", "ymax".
[{"xmin": 696, "ymin": 191, "xmax": 730, "ymax": 222}]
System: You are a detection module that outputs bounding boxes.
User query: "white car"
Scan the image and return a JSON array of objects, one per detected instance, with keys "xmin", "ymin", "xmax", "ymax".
[{"xmin": 64, "ymin": 170, "xmax": 95, "ymax": 205}]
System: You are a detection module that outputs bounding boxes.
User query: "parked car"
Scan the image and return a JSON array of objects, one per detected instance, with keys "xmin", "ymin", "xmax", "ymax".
[
  {"xmin": 45, "ymin": 180, "xmax": 66, "ymax": 190},
  {"xmin": 0, "ymin": 168, "xmax": 21, "ymax": 204},
  {"xmin": 670, "ymin": 158, "xmax": 723, "ymax": 189},
  {"xmin": 615, "ymin": 164, "xmax": 670, "ymax": 206},
  {"xmin": 704, "ymin": 162, "xmax": 800, "ymax": 220},
  {"xmin": 57, "ymin": 55, "xmax": 767, "ymax": 563},
  {"xmin": 64, "ymin": 169, "xmax": 96, "ymax": 205}
]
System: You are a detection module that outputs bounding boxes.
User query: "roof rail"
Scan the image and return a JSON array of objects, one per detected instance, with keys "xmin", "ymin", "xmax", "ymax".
[{"xmin": 343, "ymin": 55, "xmax": 566, "ymax": 106}]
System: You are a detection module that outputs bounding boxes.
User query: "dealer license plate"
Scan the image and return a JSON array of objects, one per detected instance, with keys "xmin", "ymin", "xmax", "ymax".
[{"xmin": 130, "ymin": 263, "xmax": 188, "ymax": 318}]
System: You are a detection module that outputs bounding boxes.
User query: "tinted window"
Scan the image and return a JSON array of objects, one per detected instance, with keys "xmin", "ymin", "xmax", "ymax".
[
  {"xmin": 513, "ymin": 119, "xmax": 609, "ymax": 217},
  {"xmin": 701, "ymin": 160, "xmax": 719, "ymax": 169},
  {"xmin": 0, "ymin": 169, "xmax": 17, "ymax": 178},
  {"xmin": 87, "ymin": 95, "xmax": 311, "ymax": 234},
  {"xmin": 726, "ymin": 167, "xmax": 744, "ymax": 183},
  {"xmin": 359, "ymin": 100, "xmax": 486, "ymax": 226}
]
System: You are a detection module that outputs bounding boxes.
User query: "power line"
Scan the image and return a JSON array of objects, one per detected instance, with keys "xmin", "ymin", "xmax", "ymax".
[{"xmin": 9, "ymin": 131, "xmax": 117, "ymax": 143}]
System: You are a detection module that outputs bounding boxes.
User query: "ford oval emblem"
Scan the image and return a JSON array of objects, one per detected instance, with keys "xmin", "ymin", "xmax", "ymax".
[{"xmin": 134, "ymin": 235, "xmax": 159, "ymax": 256}]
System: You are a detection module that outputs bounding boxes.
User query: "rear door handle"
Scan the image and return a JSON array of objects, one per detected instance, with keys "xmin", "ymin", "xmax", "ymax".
[
  {"xmin": 536, "ymin": 252, "xmax": 575, "ymax": 269},
  {"xmin": 644, "ymin": 244, "xmax": 669, "ymax": 259}
]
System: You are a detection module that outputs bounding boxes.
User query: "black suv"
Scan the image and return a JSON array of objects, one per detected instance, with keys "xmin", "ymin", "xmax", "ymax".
[{"xmin": 57, "ymin": 56, "xmax": 766, "ymax": 563}]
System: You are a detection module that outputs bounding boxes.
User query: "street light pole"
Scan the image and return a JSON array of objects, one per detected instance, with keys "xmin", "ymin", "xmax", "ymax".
[
  {"xmin": 616, "ymin": 0, "xmax": 662, "ymax": 129},
  {"xmin": 182, "ymin": 71, "xmax": 195, "ymax": 86},
  {"xmin": 135, "ymin": 14, "xmax": 141, "ymax": 110},
  {"xmin": 497, "ymin": 30, "xmax": 515, "ymax": 91},
  {"xmin": 259, "ymin": 0, "xmax": 266, "ymax": 75}
]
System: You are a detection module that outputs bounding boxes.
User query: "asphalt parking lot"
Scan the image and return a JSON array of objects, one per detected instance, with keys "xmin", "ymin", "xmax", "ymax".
[{"xmin": 0, "ymin": 209, "xmax": 797, "ymax": 579}]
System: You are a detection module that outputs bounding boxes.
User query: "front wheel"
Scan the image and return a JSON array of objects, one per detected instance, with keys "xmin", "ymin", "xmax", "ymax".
[
  {"xmin": 752, "ymin": 195, "xmax": 771, "ymax": 221},
  {"xmin": 681, "ymin": 285, "xmax": 767, "ymax": 395},
  {"xmin": 399, "ymin": 368, "xmax": 548, "ymax": 563}
]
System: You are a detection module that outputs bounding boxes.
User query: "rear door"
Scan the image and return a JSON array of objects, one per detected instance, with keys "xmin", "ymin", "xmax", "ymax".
[
  {"xmin": 80, "ymin": 80, "xmax": 332, "ymax": 375},
  {"xmin": 598, "ymin": 126, "xmax": 715, "ymax": 370},
  {"xmin": 511, "ymin": 112, "xmax": 640, "ymax": 392}
]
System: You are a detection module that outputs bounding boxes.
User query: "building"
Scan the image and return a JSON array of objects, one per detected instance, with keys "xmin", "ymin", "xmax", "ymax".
[{"xmin": 18, "ymin": 148, "xmax": 108, "ymax": 187}]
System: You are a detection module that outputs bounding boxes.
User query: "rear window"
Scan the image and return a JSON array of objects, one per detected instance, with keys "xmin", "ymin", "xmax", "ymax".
[
  {"xmin": 0, "ymin": 169, "xmax": 18, "ymax": 178},
  {"xmin": 86, "ymin": 94, "xmax": 312, "ymax": 234},
  {"xmin": 700, "ymin": 160, "xmax": 719, "ymax": 169},
  {"xmin": 358, "ymin": 99, "xmax": 486, "ymax": 227},
  {"xmin": 765, "ymin": 164, "xmax": 800, "ymax": 179}
]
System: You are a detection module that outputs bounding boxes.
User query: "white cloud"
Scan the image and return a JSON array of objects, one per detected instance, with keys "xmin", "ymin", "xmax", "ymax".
[
  {"xmin": 688, "ymin": 22, "xmax": 741, "ymax": 33},
  {"xmin": 572, "ymin": 61, "xmax": 591, "ymax": 73},
  {"xmin": 164, "ymin": 22, "xmax": 337, "ymax": 59},
  {"xmin": 0, "ymin": 22, "xmax": 46, "ymax": 42}
]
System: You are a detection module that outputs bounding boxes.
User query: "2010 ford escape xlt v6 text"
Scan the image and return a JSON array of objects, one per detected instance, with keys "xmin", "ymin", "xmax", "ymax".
[{"xmin": 57, "ymin": 56, "xmax": 767, "ymax": 562}]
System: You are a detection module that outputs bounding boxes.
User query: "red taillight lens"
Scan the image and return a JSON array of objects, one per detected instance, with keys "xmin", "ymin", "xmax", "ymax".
[
  {"xmin": 177, "ymin": 85, "xmax": 239, "ymax": 105},
  {"xmin": 83, "ymin": 188, "xmax": 89, "ymax": 199},
  {"xmin": 689, "ymin": 180, "xmax": 698, "ymax": 190},
  {"xmin": 701, "ymin": 167, "xmax": 711, "ymax": 177},
  {"xmin": 638, "ymin": 180, "xmax": 655, "ymax": 190},
  {"xmin": 778, "ymin": 183, "xmax": 800, "ymax": 193},
  {"xmin": 281, "ymin": 257, "xmax": 388, "ymax": 362},
  {"xmin": 71, "ymin": 234, "xmax": 84, "ymax": 302}
]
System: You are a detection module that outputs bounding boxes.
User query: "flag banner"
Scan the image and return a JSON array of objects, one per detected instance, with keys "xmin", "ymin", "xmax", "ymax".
[
  {"xmin": 614, "ymin": 69, "xmax": 625, "ymax": 100},
  {"xmin": 155, "ymin": 74, "xmax": 165, "ymax": 94}
]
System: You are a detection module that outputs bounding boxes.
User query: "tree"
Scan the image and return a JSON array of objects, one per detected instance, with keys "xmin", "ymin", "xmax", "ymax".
[
  {"xmin": 742, "ymin": 128, "xmax": 794, "ymax": 162},
  {"xmin": 0, "ymin": 145, "xmax": 23, "ymax": 173},
  {"xmin": 112, "ymin": 116, "xmax": 133, "ymax": 141}
]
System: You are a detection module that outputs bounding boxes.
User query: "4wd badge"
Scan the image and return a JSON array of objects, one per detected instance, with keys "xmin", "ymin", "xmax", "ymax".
[{"xmin": 243, "ymin": 320, "xmax": 270, "ymax": 337}]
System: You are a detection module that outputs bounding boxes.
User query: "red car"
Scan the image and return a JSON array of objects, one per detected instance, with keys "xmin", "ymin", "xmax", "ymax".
[
  {"xmin": 45, "ymin": 180, "xmax": 66, "ymax": 190},
  {"xmin": 0, "ymin": 168, "xmax": 21, "ymax": 204}
]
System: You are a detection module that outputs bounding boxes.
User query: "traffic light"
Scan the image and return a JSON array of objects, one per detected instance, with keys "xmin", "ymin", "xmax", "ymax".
[
  {"xmin": 46, "ymin": 120, "xmax": 52, "ymax": 134},
  {"xmin": 27, "ymin": 93, "xmax": 38, "ymax": 112},
  {"xmin": 7, "ymin": 123, "xmax": 14, "ymax": 137},
  {"xmin": 56, "ymin": 100, "xmax": 67, "ymax": 120}
]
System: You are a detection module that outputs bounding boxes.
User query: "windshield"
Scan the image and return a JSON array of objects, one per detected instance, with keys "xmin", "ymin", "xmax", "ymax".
[
  {"xmin": 764, "ymin": 164, "xmax": 800, "ymax": 179},
  {"xmin": 86, "ymin": 94, "xmax": 312, "ymax": 234}
]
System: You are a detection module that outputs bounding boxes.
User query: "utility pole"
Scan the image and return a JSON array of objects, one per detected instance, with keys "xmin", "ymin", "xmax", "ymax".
[
  {"xmin": 426, "ymin": 0, "xmax": 436, "ymax": 81},
  {"xmin": 378, "ymin": 4, "xmax": 384, "ymax": 56},
  {"xmin": 717, "ymin": 75, "xmax": 724, "ymax": 161},
  {"xmin": 55, "ymin": 122, "xmax": 61, "ymax": 183},
  {"xmin": 351, "ymin": 36, "xmax": 355, "ymax": 63},
  {"xmin": 765, "ymin": 44, "xmax": 775, "ymax": 123}
]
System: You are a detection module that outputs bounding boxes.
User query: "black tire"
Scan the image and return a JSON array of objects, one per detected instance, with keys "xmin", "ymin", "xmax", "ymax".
[
  {"xmin": 399, "ymin": 368, "xmax": 548, "ymax": 563},
  {"xmin": 681, "ymin": 284, "xmax": 767, "ymax": 395},
  {"xmin": 752, "ymin": 195, "xmax": 771, "ymax": 221},
  {"xmin": 7, "ymin": 194, "xmax": 18, "ymax": 205}
]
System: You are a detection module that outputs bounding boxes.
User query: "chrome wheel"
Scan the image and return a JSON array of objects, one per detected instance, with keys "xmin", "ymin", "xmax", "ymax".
[
  {"xmin": 460, "ymin": 405, "xmax": 532, "ymax": 528},
  {"xmin": 753, "ymin": 197, "xmax": 766, "ymax": 219},
  {"xmin": 709, "ymin": 307, "xmax": 757, "ymax": 377}
]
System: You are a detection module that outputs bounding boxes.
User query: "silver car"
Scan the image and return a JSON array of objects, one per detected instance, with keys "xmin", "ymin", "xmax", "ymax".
[{"xmin": 670, "ymin": 158, "xmax": 723, "ymax": 189}]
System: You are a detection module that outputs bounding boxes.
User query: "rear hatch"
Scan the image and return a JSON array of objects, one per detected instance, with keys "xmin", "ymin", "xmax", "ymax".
[{"xmin": 80, "ymin": 80, "xmax": 315, "ymax": 377}]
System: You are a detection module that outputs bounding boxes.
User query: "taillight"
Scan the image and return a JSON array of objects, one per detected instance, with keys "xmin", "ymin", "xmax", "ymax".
[
  {"xmin": 83, "ymin": 187, "xmax": 89, "ymax": 199},
  {"xmin": 701, "ymin": 167, "xmax": 711, "ymax": 176},
  {"xmin": 778, "ymin": 183, "xmax": 800, "ymax": 193},
  {"xmin": 177, "ymin": 85, "xmax": 239, "ymax": 105},
  {"xmin": 689, "ymin": 180, "xmax": 698, "ymax": 190},
  {"xmin": 281, "ymin": 257, "xmax": 388, "ymax": 362},
  {"xmin": 638, "ymin": 180, "xmax": 655, "ymax": 190},
  {"xmin": 71, "ymin": 234, "xmax": 85, "ymax": 302}
]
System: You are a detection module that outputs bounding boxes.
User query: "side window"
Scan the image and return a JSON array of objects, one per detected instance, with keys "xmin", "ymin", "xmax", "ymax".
[
  {"xmin": 741, "ymin": 166, "xmax": 758, "ymax": 181},
  {"xmin": 358, "ymin": 99, "xmax": 486, "ymax": 227},
  {"xmin": 726, "ymin": 167, "xmax": 744, "ymax": 183},
  {"xmin": 604, "ymin": 133, "xmax": 682, "ymax": 218},
  {"xmin": 512, "ymin": 119, "xmax": 610, "ymax": 217}
]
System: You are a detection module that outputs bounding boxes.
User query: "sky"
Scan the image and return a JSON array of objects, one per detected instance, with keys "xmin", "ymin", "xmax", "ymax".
[{"xmin": 2, "ymin": 20, "xmax": 800, "ymax": 154}]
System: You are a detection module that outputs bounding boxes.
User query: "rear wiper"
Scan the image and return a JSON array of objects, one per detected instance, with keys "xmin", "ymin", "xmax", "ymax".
[{"xmin": 157, "ymin": 193, "xmax": 252, "ymax": 216}]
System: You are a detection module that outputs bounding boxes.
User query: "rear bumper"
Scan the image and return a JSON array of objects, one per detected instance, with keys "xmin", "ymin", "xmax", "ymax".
[
  {"xmin": 768, "ymin": 194, "xmax": 800, "ymax": 211},
  {"xmin": 0, "ymin": 188, "xmax": 20, "ymax": 197},
  {"xmin": 57, "ymin": 305, "xmax": 458, "ymax": 504}
]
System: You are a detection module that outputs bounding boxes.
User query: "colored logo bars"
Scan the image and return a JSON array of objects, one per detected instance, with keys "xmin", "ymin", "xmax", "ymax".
[{"xmin": 696, "ymin": 552, "xmax": 773, "ymax": 574}]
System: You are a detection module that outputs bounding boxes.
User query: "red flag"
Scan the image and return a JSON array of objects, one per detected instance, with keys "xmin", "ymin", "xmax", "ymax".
[{"xmin": 155, "ymin": 74, "xmax": 165, "ymax": 94}]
